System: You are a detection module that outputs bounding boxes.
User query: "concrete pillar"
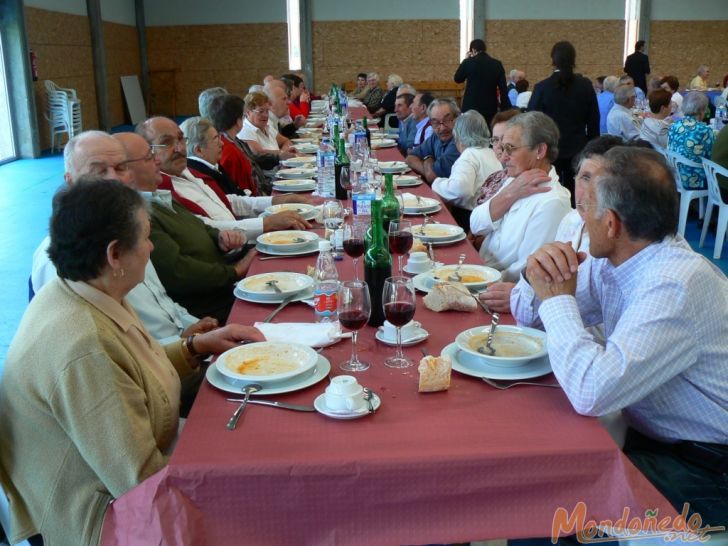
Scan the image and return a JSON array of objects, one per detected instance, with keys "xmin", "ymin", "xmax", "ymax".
[{"xmin": 86, "ymin": 0, "xmax": 110, "ymax": 131}]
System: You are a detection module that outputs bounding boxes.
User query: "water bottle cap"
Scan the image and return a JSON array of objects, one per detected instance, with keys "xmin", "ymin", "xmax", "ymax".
[{"xmin": 318, "ymin": 240, "xmax": 333, "ymax": 251}]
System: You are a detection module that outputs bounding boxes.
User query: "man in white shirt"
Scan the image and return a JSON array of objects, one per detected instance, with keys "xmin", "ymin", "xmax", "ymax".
[
  {"xmin": 606, "ymin": 84, "xmax": 640, "ymax": 140},
  {"xmin": 410, "ymin": 93, "xmax": 434, "ymax": 148},
  {"xmin": 511, "ymin": 147, "xmax": 728, "ymax": 523},
  {"xmin": 138, "ymin": 116, "xmax": 311, "ymax": 239}
]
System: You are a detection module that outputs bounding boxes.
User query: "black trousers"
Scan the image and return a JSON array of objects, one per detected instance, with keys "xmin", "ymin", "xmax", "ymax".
[{"xmin": 553, "ymin": 156, "xmax": 576, "ymax": 208}]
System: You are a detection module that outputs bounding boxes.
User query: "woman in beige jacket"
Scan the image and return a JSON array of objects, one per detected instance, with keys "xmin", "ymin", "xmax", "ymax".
[{"xmin": 0, "ymin": 178, "xmax": 263, "ymax": 546}]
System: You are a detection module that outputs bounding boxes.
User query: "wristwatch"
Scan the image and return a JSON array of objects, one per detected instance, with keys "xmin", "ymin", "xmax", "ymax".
[{"xmin": 181, "ymin": 333, "xmax": 204, "ymax": 368}]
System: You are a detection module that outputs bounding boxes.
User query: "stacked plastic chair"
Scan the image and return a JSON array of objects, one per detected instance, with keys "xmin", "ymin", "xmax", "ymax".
[{"xmin": 44, "ymin": 80, "xmax": 82, "ymax": 152}]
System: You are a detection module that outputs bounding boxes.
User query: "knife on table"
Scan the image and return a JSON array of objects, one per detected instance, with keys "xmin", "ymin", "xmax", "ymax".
[
  {"xmin": 226, "ymin": 399, "xmax": 315, "ymax": 412},
  {"xmin": 262, "ymin": 294, "xmax": 296, "ymax": 323}
]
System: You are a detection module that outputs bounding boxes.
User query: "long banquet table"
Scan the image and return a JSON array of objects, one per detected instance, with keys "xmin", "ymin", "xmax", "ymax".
[{"xmin": 100, "ymin": 110, "xmax": 676, "ymax": 546}]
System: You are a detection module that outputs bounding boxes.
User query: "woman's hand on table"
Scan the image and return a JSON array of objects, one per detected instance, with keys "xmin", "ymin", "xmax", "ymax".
[
  {"xmin": 218, "ymin": 229, "xmax": 246, "ymax": 252},
  {"xmin": 193, "ymin": 324, "xmax": 266, "ymax": 355},
  {"xmin": 181, "ymin": 317, "xmax": 219, "ymax": 337},
  {"xmin": 479, "ymin": 282, "xmax": 516, "ymax": 314},
  {"xmin": 263, "ymin": 211, "xmax": 311, "ymax": 232},
  {"xmin": 233, "ymin": 248, "xmax": 258, "ymax": 278}
]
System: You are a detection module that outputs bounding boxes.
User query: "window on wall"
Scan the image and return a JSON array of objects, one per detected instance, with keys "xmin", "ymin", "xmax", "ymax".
[
  {"xmin": 459, "ymin": 0, "xmax": 474, "ymax": 60},
  {"xmin": 286, "ymin": 0, "xmax": 302, "ymax": 71},
  {"xmin": 624, "ymin": 0, "xmax": 640, "ymax": 63}
]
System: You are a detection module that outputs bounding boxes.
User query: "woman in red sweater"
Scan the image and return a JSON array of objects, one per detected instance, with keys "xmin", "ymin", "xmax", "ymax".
[{"xmin": 282, "ymin": 73, "xmax": 310, "ymax": 119}]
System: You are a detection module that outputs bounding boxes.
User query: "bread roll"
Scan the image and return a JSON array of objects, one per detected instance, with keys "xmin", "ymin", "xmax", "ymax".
[
  {"xmin": 423, "ymin": 282, "xmax": 476, "ymax": 312},
  {"xmin": 418, "ymin": 355, "xmax": 452, "ymax": 392},
  {"xmin": 411, "ymin": 238, "xmax": 427, "ymax": 253}
]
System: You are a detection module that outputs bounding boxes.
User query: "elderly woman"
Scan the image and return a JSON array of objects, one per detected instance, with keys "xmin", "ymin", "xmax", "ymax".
[
  {"xmin": 361, "ymin": 72, "xmax": 385, "ymax": 114},
  {"xmin": 0, "ymin": 178, "xmax": 264, "ymax": 546},
  {"xmin": 638, "ymin": 88, "xmax": 673, "ymax": 149},
  {"xmin": 281, "ymin": 73, "xmax": 310, "ymax": 119},
  {"xmin": 431, "ymin": 110, "xmax": 501, "ymax": 229},
  {"xmin": 689, "ymin": 65, "xmax": 710, "ymax": 90},
  {"xmin": 238, "ymin": 91, "xmax": 296, "ymax": 160},
  {"xmin": 668, "ymin": 91, "xmax": 715, "ymax": 189},
  {"xmin": 659, "ymin": 75, "xmax": 682, "ymax": 116},
  {"xmin": 470, "ymin": 111, "xmax": 571, "ymax": 282},
  {"xmin": 371, "ymin": 73, "xmax": 403, "ymax": 118}
]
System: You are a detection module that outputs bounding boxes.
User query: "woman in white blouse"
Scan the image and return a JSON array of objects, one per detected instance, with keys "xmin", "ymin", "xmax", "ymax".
[
  {"xmin": 431, "ymin": 110, "xmax": 501, "ymax": 229},
  {"xmin": 238, "ymin": 91, "xmax": 296, "ymax": 160}
]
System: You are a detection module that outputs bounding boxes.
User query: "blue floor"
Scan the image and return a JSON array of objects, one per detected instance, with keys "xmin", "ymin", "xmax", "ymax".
[{"xmin": 1, "ymin": 154, "xmax": 728, "ymax": 368}]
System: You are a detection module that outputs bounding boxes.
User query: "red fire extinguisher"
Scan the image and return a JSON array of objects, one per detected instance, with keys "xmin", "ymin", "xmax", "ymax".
[{"xmin": 30, "ymin": 50, "xmax": 38, "ymax": 81}]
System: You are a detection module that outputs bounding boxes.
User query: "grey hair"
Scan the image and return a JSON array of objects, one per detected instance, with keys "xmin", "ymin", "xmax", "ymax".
[
  {"xmin": 427, "ymin": 98, "xmax": 461, "ymax": 118},
  {"xmin": 367, "ymin": 72, "xmax": 380, "ymax": 82},
  {"xmin": 506, "ymin": 111, "xmax": 560, "ymax": 162},
  {"xmin": 63, "ymin": 130, "xmax": 117, "ymax": 182},
  {"xmin": 613, "ymin": 84, "xmax": 635, "ymax": 106},
  {"xmin": 198, "ymin": 87, "xmax": 228, "ymax": 118},
  {"xmin": 180, "ymin": 116, "xmax": 215, "ymax": 156},
  {"xmin": 398, "ymin": 83, "xmax": 417, "ymax": 96},
  {"xmin": 453, "ymin": 110, "xmax": 491, "ymax": 148},
  {"xmin": 248, "ymin": 84, "xmax": 265, "ymax": 94},
  {"xmin": 603, "ymin": 75, "xmax": 619, "ymax": 92},
  {"xmin": 387, "ymin": 74, "xmax": 403, "ymax": 88},
  {"xmin": 697, "ymin": 65, "xmax": 709, "ymax": 76},
  {"xmin": 682, "ymin": 91, "xmax": 708, "ymax": 117},
  {"xmin": 509, "ymin": 69, "xmax": 519, "ymax": 80}
]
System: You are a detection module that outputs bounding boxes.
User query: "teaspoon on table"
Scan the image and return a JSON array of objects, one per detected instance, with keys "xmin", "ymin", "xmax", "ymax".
[{"xmin": 226, "ymin": 383, "xmax": 262, "ymax": 430}]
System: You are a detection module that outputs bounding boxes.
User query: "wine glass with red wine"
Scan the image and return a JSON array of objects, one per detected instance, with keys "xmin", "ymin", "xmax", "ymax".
[
  {"xmin": 388, "ymin": 219, "xmax": 413, "ymax": 275},
  {"xmin": 337, "ymin": 280, "xmax": 371, "ymax": 372},
  {"xmin": 382, "ymin": 276, "xmax": 416, "ymax": 368},
  {"xmin": 343, "ymin": 222, "xmax": 366, "ymax": 281}
]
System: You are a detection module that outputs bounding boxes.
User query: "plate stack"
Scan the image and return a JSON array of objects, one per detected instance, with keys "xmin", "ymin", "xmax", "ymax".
[
  {"xmin": 408, "ymin": 223, "xmax": 466, "ymax": 245},
  {"xmin": 399, "ymin": 194, "xmax": 441, "ymax": 215},
  {"xmin": 255, "ymin": 230, "xmax": 321, "ymax": 256}
]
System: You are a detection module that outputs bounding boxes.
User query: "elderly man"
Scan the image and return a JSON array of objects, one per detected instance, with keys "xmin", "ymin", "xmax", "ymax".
[
  {"xmin": 410, "ymin": 92, "xmax": 434, "ymax": 148},
  {"xmin": 394, "ymin": 93, "xmax": 416, "ymax": 154},
  {"xmin": 396, "ymin": 83, "xmax": 417, "ymax": 98},
  {"xmin": 406, "ymin": 98, "xmax": 461, "ymax": 183},
  {"xmin": 198, "ymin": 86, "xmax": 228, "ymax": 119},
  {"xmin": 361, "ymin": 72, "xmax": 384, "ymax": 114},
  {"xmin": 689, "ymin": 65, "xmax": 710, "ymax": 90},
  {"xmin": 265, "ymin": 81, "xmax": 304, "ymax": 138},
  {"xmin": 507, "ymin": 69, "xmax": 525, "ymax": 106},
  {"xmin": 512, "ymin": 147, "xmax": 728, "ymax": 524},
  {"xmin": 139, "ymin": 116, "xmax": 310, "ymax": 239},
  {"xmin": 597, "ymin": 75, "xmax": 619, "ymax": 134},
  {"xmin": 606, "ymin": 84, "xmax": 640, "ymax": 140}
]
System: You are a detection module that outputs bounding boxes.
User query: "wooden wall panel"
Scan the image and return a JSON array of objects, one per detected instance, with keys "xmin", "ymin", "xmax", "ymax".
[
  {"xmin": 104, "ymin": 22, "xmax": 141, "ymax": 127},
  {"xmin": 145, "ymin": 23, "xmax": 289, "ymax": 116},
  {"xmin": 650, "ymin": 21, "xmax": 728, "ymax": 91},
  {"xmin": 485, "ymin": 20, "xmax": 625, "ymax": 89}
]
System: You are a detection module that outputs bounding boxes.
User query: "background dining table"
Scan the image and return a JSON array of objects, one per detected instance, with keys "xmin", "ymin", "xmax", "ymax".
[{"xmin": 100, "ymin": 108, "xmax": 677, "ymax": 546}]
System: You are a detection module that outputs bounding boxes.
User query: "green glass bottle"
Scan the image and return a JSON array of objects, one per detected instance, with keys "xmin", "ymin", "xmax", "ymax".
[
  {"xmin": 362, "ymin": 116, "xmax": 371, "ymax": 148},
  {"xmin": 334, "ymin": 138, "xmax": 350, "ymax": 201},
  {"xmin": 364, "ymin": 200, "xmax": 392, "ymax": 327},
  {"xmin": 331, "ymin": 124, "xmax": 340, "ymax": 147},
  {"xmin": 381, "ymin": 173, "xmax": 401, "ymax": 233}
]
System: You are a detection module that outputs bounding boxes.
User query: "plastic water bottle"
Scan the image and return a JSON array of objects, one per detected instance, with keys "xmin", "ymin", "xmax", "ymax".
[
  {"xmin": 716, "ymin": 103, "xmax": 727, "ymax": 130},
  {"xmin": 316, "ymin": 138, "xmax": 335, "ymax": 198},
  {"xmin": 352, "ymin": 173, "xmax": 373, "ymax": 220},
  {"xmin": 313, "ymin": 240, "xmax": 339, "ymax": 323},
  {"xmin": 354, "ymin": 120, "xmax": 368, "ymax": 158}
]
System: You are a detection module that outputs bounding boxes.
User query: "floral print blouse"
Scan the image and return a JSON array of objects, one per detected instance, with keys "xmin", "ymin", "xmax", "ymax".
[{"xmin": 667, "ymin": 115, "xmax": 715, "ymax": 189}]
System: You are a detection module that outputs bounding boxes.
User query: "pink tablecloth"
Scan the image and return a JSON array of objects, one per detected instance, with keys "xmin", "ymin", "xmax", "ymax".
[{"xmin": 100, "ymin": 117, "xmax": 676, "ymax": 546}]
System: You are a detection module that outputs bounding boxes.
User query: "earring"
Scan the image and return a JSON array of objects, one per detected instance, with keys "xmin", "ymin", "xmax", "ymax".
[
  {"xmin": 120, "ymin": 268, "xmax": 125, "ymax": 278},
  {"xmin": 112, "ymin": 268, "xmax": 125, "ymax": 278}
]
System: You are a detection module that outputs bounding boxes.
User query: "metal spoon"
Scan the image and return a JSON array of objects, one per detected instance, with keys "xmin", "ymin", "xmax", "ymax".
[
  {"xmin": 363, "ymin": 388, "xmax": 375, "ymax": 413},
  {"xmin": 477, "ymin": 313, "xmax": 500, "ymax": 356},
  {"xmin": 448, "ymin": 253, "xmax": 467, "ymax": 282},
  {"xmin": 226, "ymin": 383, "xmax": 263, "ymax": 430},
  {"xmin": 266, "ymin": 279, "xmax": 283, "ymax": 294}
]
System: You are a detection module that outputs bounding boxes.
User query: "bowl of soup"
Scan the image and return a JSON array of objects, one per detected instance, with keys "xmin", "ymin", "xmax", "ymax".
[
  {"xmin": 429, "ymin": 264, "xmax": 501, "ymax": 289},
  {"xmin": 216, "ymin": 342, "xmax": 318, "ymax": 384},
  {"xmin": 455, "ymin": 325, "xmax": 547, "ymax": 366}
]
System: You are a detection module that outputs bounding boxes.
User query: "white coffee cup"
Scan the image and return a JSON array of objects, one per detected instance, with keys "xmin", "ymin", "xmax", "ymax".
[
  {"xmin": 407, "ymin": 251, "xmax": 433, "ymax": 273},
  {"xmin": 324, "ymin": 375, "xmax": 365, "ymax": 412},
  {"xmin": 381, "ymin": 320, "xmax": 420, "ymax": 342}
]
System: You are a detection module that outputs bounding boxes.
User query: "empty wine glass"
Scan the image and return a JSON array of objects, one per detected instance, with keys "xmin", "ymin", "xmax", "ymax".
[
  {"xmin": 382, "ymin": 276, "xmax": 416, "ymax": 368},
  {"xmin": 343, "ymin": 221, "xmax": 366, "ymax": 281},
  {"xmin": 388, "ymin": 219, "xmax": 413, "ymax": 275},
  {"xmin": 322, "ymin": 199, "xmax": 344, "ymax": 245},
  {"xmin": 338, "ymin": 280, "xmax": 371, "ymax": 372}
]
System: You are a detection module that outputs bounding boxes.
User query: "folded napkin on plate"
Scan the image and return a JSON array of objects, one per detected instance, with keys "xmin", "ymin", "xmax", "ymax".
[{"xmin": 253, "ymin": 322, "xmax": 348, "ymax": 347}]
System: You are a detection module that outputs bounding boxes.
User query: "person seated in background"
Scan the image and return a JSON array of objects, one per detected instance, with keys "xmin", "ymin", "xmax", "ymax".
[
  {"xmin": 689, "ymin": 65, "xmax": 710, "ymax": 90},
  {"xmin": 371, "ymin": 73, "xmax": 402, "ymax": 120},
  {"xmin": 619, "ymin": 74, "xmax": 645, "ymax": 102},
  {"xmin": 594, "ymin": 75, "xmax": 606, "ymax": 94},
  {"xmin": 470, "ymin": 111, "xmax": 571, "ymax": 282},
  {"xmin": 483, "ymin": 135, "xmax": 623, "ymax": 314},
  {"xmin": 281, "ymin": 73, "xmax": 310, "ymax": 119},
  {"xmin": 361, "ymin": 72, "xmax": 385, "ymax": 114},
  {"xmin": 647, "ymin": 76, "xmax": 662, "ymax": 93},
  {"xmin": 265, "ymin": 80, "xmax": 304, "ymax": 138},
  {"xmin": 0, "ymin": 178, "xmax": 265, "ymax": 546},
  {"xmin": 238, "ymin": 91, "xmax": 296, "ymax": 160},
  {"xmin": 511, "ymin": 147, "xmax": 728, "ymax": 526},
  {"xmin": 597, "ymin": 75, "xmax": 619, "ymax": 134},
  {"xmin": 406, "ymin": 98, "xmax": 462, "ymax": 183},
  {"xmin": 410, "ymin": 92, "xmax": 435, "ymax": 149},
  {"xmin": 638, "ymin": 88, "xmax": 673, "ymax": 149},
  {"xmin": 659, "ymin": 75, "xmax": 683, "ymax": 116},
  {"xmin": 712, "ymin": 125, "xmax": 728, "ymax": 202},
  {"xmin": 606, "ymin": 84, "xmax": 640, "ymax": 140},
  {"xmin": 515, "ymin": 79, "xmax": 531, "ymax": 110},
  {"xmin": 432, "ymin": 110, "xmax": 501, "ymax": 230},
  {"xmin": 394, "ymin": 93, "xmax": 416, "ymax": 154},
  {"xmin": 507, "ymin": 69, "xmax": 525, "ymax": 105},
  {"xmin": 667, "ymin": 91, "xmax": 715, "ymax": 189},
  {"xmin": 140, "ymin": 116, "xmax": 310, "ymax": 239},
  {"xmin": 350, "ymin": 72, "xmax": 368, "ymax": 100},
  {"xmin": 198, "ymin": 86, "xmax": 227, "ymax": 119}
]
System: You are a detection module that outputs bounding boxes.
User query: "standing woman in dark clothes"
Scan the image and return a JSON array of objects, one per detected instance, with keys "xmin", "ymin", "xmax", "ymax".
[{"xmin": 527, "ymin": 41, "xmax": 599, "ymax": 205}]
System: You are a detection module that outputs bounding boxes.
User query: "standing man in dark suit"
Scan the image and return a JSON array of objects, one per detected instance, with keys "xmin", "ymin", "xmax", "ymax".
[
  {"xmin": 454, "ymin": 39, "xmax": 511, "ymax": 126},
  {"xmin": 624, "ymin": 40, "xmax": 651, "ymax": 94}
]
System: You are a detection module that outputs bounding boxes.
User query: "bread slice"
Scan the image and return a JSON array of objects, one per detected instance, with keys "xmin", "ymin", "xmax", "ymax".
[
  {"xmin": 411, "ymin": 237, "xmax": 427, "ymax": 253},
  {"xmin": 418, "ymin": 355, "xmax": 452, "ymax": 392},
  {"xmin": 423, "ymin": 282, "xmax": 477, "ymax": 312}
]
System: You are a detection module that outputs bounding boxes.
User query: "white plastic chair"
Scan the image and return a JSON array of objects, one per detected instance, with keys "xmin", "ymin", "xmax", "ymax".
[
  {"xmin": 664, "ymin": 150, "xmax": 708, "ymax": 237},
  {"xmin": 699, "ymin": 159, "xmax": 728, "ymax": 259},
  {"xmin": 44, "ymin": 80, "xmax": 82, "ymax": 152},
  {"xmin": 383, "ymin": 113, "xmax": 398, "ymax": 134}
]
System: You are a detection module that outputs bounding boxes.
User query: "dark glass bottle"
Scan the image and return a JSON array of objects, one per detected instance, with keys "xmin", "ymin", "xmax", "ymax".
[
  {"xmin": 364, "ymin": 200, "xmax": 392, "ymax": 327},
  {"xmin": 362, "ymin": 116, "xmax": 372, "ymax": 148},
  {"xmin": 381, "ymin": 173, "xmax": 401, "ymax": 232},
  {"xmin": 334, "ymin": 138, "xmax": 350, "ymax": 201}
]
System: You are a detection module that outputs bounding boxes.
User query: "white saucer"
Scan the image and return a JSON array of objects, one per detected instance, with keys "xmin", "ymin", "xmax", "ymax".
[
  {"xmin": 375, "ymin": 327, "xmax": 429, "ymax": 346},
  {"xmin": 313, "ymin": 392, "xmax": 381, "ymax": 419},
  {"xmin": 255, "ymin": 242, "xmax": 320, "ymax": 256},
  {"xmin": 206, "ymin": 355, "xmax": 331, "ymax": 395},
  {"xmin": 442, "ymin": 342, "xmax": 552, "ymax": 381},
  {"xmin": 402, "ymin": 263, "xmax": 436, "ymax": 275}
]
